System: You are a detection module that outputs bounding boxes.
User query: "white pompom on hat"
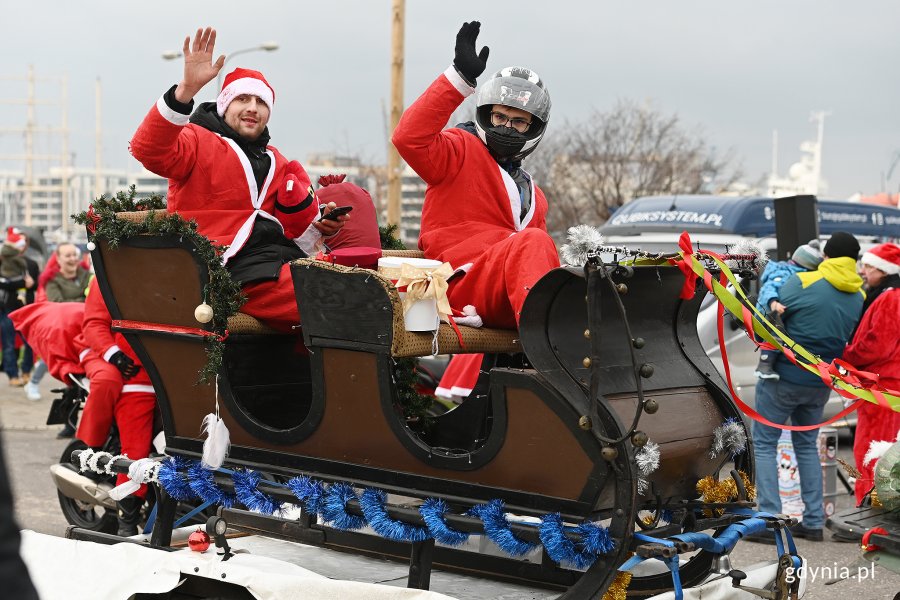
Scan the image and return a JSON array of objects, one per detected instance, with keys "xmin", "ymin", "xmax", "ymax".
[
  {"xmin": 861, "ymin": 243, "xmax": 900, "ymax": 275},
  {"xmin": 216, "ymin": 68, "xmax": 275, "ymax": 117}
]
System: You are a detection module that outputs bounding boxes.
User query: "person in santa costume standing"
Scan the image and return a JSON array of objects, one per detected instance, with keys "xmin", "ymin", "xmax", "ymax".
[
  {"xmin": 842, "ymin": 242, "xmax": 900, "ymax": 505},
  {"xmin": 131, "ymin": 27, "xmax": 377, "ymax": 332},
  {"xmin": 393, "ymin": 21, "xmax": 560, "ymax": 400}
]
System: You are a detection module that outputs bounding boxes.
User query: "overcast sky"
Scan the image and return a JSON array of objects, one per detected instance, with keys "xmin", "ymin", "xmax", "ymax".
[{"xmin": 2, "ymin": 1, "xmax": 898, "ymax": 199}]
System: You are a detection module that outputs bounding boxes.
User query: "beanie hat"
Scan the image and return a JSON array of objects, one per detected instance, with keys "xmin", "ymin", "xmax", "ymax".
[
  {"xmin": 4, "ymin": 227, "xmax": 26, "ymax": 251},
  {"xmin": 823, "ymin": 231, "xmax": 860, "ymax": 260},
  {"xmin": 790, "ymin": 243, "xmax": 823, "ymax": 270},
  {"xmin": 216, "ymin": 68, "xmax": 275, "ymax": 117},
  {"xmin": 861, "ymin": 243, "xmax": 900, "ymax": 275}
]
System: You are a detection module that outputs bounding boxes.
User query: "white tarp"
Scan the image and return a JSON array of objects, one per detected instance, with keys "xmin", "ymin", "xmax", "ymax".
[{"xmin": 20, "ymin": 531, "xmax": 458, "ymax": 600}]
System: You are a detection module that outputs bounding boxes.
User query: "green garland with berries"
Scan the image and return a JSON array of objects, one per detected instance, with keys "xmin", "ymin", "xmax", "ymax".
[{"xmin": 73, "ymin": 186, "xmax": 244, "ymax": 383}]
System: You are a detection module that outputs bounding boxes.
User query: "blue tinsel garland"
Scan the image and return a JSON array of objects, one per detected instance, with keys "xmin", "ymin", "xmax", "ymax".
[
  {"xmin": 359, "ymin": 489, "xmax": 430, "ymax": 542},
  {"xmin": 320, "ymin": 482, "xmax": 366, "ymax": 530},
  {"xmin": 419, "ymin": 498, "xmax": 470, "ymax": 546},
  {"xmin": 468, "ymin": 500, "xmax": 538, "ymax": 557},
  {"xmin": 188, "ymin": 461, "xmax": 236, "ymax": 508},
  {"xmin": 287, "ymin": 475, "xmax": 325, "ymax": 515},
  {"xmin": 539, "ymin": 513, "xmax": 608, "ymax": 569},
  {"xmin": 157, "ymin": 456, "xmax": 197, "ymax": 501},
  {"xmin": 233, "ymin": 470, "xmax": 283, "ymax": 515},
  {"xmin": 576, "ymin": 521, "xmax": 616, "ymax": 555},
  {"xmin": 156, "ymin": 458, "xmax": 616, "ymax": 565}
]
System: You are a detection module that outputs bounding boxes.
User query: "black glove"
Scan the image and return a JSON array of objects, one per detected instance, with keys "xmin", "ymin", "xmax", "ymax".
[
  {"xmin": 109, "ymin": 350, "xmax": 139, "ymax": 380},
  {"xmin": 453, "ymin": 21, "xmax": 490, "ymax": 86}
]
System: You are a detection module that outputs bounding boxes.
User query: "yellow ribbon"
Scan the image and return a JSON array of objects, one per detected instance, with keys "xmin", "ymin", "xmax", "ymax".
[{"xmin": 395, "ymin": 262, "xmax": 454, "ymax": 322}]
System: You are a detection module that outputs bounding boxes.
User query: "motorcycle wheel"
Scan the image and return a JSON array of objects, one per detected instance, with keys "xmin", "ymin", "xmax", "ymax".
[{"xmin": 56, "ymin": 439, "xmax": 118, "ymax": 534}]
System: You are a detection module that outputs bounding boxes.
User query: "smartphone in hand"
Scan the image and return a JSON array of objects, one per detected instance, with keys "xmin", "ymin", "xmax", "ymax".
[{"xmin": 320, "ymin": 205, "xmax": 353, "ymax": 221}]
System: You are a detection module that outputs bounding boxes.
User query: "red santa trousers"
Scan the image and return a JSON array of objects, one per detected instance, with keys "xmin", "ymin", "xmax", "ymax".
[
  {"xmin": 76, "ymin": 352, "xmax": 123, "ymax": 448},
  {"xmin": 112, "ymin": 389, "xmax": 157, "ymax": 496},
  {"xmin": 447, "ymin": 228, "xmax": 560, "ymax": 330}
]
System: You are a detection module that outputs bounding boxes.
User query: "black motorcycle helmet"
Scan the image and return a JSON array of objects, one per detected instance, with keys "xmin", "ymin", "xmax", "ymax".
[{"xmin": 474, "ymin": 66, "xmax": 551, "ymax": 163}]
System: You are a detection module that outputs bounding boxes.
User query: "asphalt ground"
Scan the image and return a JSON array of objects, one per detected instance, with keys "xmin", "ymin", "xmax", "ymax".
[{"xmin": 1, "ymin": 375, "xmax": 898, "ymax": 598}]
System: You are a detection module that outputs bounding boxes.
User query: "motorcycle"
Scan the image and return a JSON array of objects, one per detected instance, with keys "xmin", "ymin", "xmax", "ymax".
[{"xmin": 47, "ymin": 378, "xmax": 211, "ymax": 535}]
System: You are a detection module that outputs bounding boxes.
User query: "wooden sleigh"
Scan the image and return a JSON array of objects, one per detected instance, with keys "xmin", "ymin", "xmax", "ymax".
[{"xmin": 80, "ymin": 209, "xmax": 761, "ymax": 599}]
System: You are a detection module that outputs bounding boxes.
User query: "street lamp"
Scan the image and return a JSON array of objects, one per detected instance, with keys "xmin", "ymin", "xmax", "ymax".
[{"xmin": 161, "ymin": 41, "xmax": 279, "ymax": 92}]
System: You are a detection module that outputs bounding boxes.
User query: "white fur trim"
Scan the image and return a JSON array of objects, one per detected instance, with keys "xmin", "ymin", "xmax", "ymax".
[
  {"xmin": 861, "ymin": 251, "xmax": 900, "ymax": 275},
  {"xmin": 102, "ymin": 345, "xmax": 122, "ymax": 362},
  {"xmin": 435, "ymin": 385, "xmax": 474, "ymax": 399},
  {"xmin": 443, "ymin": 66, "xmax": 476, "ymax": 97},
  {"xmin": 453, "ymin": 305, "xmax": 483, "ymax": 328},
  {"xmin": 155, "ymin": 95, "xmax": 190, "ymax": 126},
  {"xmin": 497, "ymin": 164, "xmax": 536, "ymax": 230},
  {"xmin": 122, "ymin": 384, "xmax": 155, "ymax": 394},
  {"xmin": 295, "ymin": 222, "xmax": 324, "ymax": 255},
  {"xmin": 863, "ymin": 440, "xmax": 895, "ymax": 467},
  {"xmin": 217, "ymin": 78, "xmax": 274, "ymax": 117},
  {"xmin": 218, "ymin": 137, "xmax": 277, "ymax": 264}
]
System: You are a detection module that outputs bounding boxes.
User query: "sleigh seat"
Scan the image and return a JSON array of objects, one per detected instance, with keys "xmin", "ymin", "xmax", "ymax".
[{"xmin": 114, "ymin": 211, "xmax": 519, "ymax": 356}]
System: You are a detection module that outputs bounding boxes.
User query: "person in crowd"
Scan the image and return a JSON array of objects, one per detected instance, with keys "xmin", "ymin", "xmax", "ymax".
[
  {"xmin": 25, "ymin": 243, "xmax": 92, "ymax": 410},
  {"xmin": 44, "ymin": 243, "xmax": 91, "ymax": 303},
  {"xmin": 842, "ymin": 243, "xmax": 900, "ymax": 505},
  {"xmin": 0, "ymin": 228, "xmax": 35, "ymax": 387},
  {"xmin": 748, "ymin": 232, "xmax": 864, "ymax": 543},
  {"xmin": 754, "ymin": 242, "xmax": 823, "ymax": 379},
  {"xmin": 130, "ymin": 27, "xmax": 378, "ymax": 333},
  {"xmin": 392, "ymin": 21, "xmax": 559, "ymax": 330}
]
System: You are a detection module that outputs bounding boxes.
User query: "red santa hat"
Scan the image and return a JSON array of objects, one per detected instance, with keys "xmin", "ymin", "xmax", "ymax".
[
  {"xmin": 4, "ymin": 227, "xmax": 26, "ymax": 250},
  {"xmin": 861, "ymin": 243, "xmax": 900, "ymax": 275},
  {"xmin": 216, "ymin": 68, "xmax": 275, "ymax": 117}
]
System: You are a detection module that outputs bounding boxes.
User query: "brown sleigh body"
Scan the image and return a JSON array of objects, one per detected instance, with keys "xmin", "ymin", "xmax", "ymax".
[{"xmin": 89, "ymin": 211, "xmax": 754, "ymax": 598}]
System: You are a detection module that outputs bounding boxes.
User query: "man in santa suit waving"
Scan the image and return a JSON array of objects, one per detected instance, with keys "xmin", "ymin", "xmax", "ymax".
[
  {"xmin": 393, "ymin": 21, "xmax": 559, "ymax": 330},
  {"xmin": 393, "ymin": 21, "xmax": 560, "ymax": 398},
  {"xmin": 131, "ymin": 27, "xmax": 377, "ymax": 332}
]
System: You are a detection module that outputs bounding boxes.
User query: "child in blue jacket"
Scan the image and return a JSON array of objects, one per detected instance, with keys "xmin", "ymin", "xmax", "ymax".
[{"xmin": 754, "ymin": 242, "xmax": 824, "ymax": 379}]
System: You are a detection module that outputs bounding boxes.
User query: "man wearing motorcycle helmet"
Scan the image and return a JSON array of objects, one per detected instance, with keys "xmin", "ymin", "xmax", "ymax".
[{"xmin": 393, "ymin": 21, "xmax": 560, "ymax": 330}]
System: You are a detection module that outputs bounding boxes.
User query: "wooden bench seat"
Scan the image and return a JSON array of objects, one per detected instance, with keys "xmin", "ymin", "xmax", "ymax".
[{"xmin": 114, "ymin": 211, "xmax": 520, "ymax": 356}]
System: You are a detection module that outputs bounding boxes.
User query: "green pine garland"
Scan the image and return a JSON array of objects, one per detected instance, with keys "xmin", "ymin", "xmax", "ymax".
[
  {"xmin": 378, "ymin": 223, "xmax": 436, "ymax": 425},
  {"xmin": 73, "ymin": 186, "xmax": 244, "ymax": 383}
]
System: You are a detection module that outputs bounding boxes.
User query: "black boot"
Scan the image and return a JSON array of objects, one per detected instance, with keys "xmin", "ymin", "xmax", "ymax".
[{"xmin": 116, "ymin": 496, "xmax": 143, "ymax": 537}]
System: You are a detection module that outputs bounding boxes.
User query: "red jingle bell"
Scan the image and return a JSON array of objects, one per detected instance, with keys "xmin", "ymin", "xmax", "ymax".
[{"xmin": 188, "ymin": 528, "xmax": 211, "ymax": 552}]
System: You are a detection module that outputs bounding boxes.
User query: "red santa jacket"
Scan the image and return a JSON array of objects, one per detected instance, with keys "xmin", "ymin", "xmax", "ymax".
[
  {"xmin": 392, "ymin": 67, "xmax": 550, "ymax": 270},
  {"xmin": 82, "ymin": 278, "xmax": 152, "ymax": 387},
  {"xmin": 130, "ymin": 97, "xmax": 315, "ymax": 263},
  {"xmin": 843, "ymin": 287, "xmax": 900, "ymax": 390}
]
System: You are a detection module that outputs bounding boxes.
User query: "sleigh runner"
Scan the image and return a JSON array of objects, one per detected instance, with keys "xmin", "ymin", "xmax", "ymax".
[{"xmin": 65, "ymin": 197, "xmax": 809, "ymax": 599}]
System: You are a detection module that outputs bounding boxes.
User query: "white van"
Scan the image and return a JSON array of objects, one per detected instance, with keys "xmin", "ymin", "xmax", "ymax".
[{"xmin": 598, "ymin": 195, "xmax": 900, "ymax": 428}]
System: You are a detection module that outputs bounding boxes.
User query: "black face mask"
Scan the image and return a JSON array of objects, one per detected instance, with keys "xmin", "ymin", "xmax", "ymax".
[{"xmin": 484, "ymin": 126, "xmax": 529, "ymax": 160}]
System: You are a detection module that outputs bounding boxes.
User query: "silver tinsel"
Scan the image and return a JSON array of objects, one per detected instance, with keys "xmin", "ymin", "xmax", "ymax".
[
  {"xmin": 560, "ymin": 225, "xmax": 604, "ymax": 266},
  {"xmin": 709, "ymin": 418, "xmax": 747, "ymax": 459},
  {"xmin": 725, "ymin": 239, "xmax": 769, "ymax": 273},
  {"xmin": 637, "ymin": 477, "xmax": 650, "ymax": 495},
  {"xmin": 635, "ymin": 441, "xmax": 660, "ymax": 476}
]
